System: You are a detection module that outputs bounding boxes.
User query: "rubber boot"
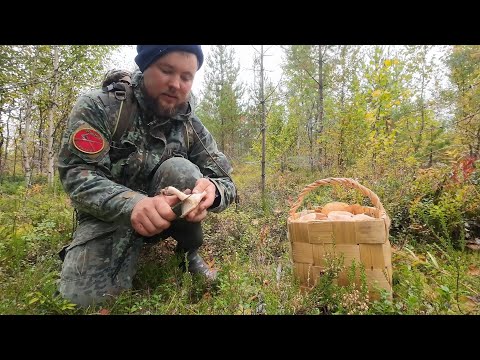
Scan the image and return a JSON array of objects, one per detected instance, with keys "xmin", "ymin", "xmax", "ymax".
[{"xmin": 178, "ymin": 248, "xmax": 218, "ymax": 282}]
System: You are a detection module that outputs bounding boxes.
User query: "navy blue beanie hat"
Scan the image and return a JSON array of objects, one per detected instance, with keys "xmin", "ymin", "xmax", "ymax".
[{"xmin": 135, "ymin": 45, "xmax": 204, "ymax": 72}]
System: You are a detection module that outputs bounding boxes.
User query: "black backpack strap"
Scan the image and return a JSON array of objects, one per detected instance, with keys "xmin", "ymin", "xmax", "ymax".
[
  {"xmin": 98, "ymin": 70, "xmax": 137, "ymax": 143},
  {"xmin": 109, "ymin": 82, "xmax": 137, "ymax": 143},
  {"xmin": 98, "ymin": 80, "xmax": 137, "ymax": 144}
]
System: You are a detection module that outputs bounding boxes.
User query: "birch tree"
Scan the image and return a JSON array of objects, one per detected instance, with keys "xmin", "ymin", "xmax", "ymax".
[{"xmin": 46, "ymin": 45, "xmax": 59, "ymax": 186}]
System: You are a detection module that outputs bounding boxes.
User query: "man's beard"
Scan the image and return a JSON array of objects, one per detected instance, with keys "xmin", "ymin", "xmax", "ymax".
[{"xmin": 141, "ymin": 85, "xmax": 188, "ymax": 118}]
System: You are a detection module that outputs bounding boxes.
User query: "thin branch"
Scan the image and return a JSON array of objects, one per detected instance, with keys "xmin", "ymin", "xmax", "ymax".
[
  {"xmin": 302, "ymin": 65, "xmax": 320, "ymax": 86},
  {"xmin": 453, "ymin": 107, "xmax": 480, "ymax": 125},
  {"xmin": 264, "ymin": 74, "xmax": 284, "ymax": 102}
]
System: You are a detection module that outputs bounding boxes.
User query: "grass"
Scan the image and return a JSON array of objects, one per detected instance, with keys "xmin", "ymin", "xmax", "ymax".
[{"xmin": 0, "ymin": 164, "xmax": 479, "ymax": 315}]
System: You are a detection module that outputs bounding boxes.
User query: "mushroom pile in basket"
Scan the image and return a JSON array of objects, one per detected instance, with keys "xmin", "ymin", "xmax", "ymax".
[{"xmin": 294, "ymin": 202, "xmax": 375, "ymax": 222}]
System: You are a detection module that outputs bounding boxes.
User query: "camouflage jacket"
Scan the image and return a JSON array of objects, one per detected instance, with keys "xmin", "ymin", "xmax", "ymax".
[{"xmin": 57, "ymin": 69, "xmax": 236, "ymax": 224}]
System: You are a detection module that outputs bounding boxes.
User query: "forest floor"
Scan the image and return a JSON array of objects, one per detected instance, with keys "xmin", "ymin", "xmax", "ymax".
[{"xmin": 0, "ymin": 163, "xmax": 479, "ymax": 315}]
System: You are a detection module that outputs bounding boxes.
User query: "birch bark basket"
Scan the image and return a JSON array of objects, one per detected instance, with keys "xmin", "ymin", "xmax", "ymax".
[{"xmin": 287, "ymin": 177, "xmax": 393, "ymax": 300}]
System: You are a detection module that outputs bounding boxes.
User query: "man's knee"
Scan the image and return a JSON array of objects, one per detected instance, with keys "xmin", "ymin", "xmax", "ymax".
[
  {"xmin": 149, "ymin": 157, "xmax": 203, "ymax": 195},
  {"xmin": 58, "ymin": 241, "xmax": 121, "ymax": 307},
  {"xmin": 58, "ymin": 276, "xmax": 121, "ymax": 308},
  {"xmin": 57, "ymin": 227, "xmax": 141, "ymax": 308}
]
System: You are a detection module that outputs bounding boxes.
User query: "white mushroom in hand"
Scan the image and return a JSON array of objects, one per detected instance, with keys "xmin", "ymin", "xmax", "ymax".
[{"xmin": 162, "ymin": 186, "xmax": 207, "ymax": 218}]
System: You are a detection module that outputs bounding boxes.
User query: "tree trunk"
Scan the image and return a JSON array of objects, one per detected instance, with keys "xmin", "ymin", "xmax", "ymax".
[
  {"xmin": 475, "ymin": 126, "xmax": 480, "ymax": 158},
  {"xmin": 415, "ymin": 47, "xmax": 427, "ymax": 152},
  {"xmin": 338, "ymin": 46, "xmax": 346, "ymax": 170},
  {"xmin": 428, "ymin": 126, "xmax": 433, "ymax": 167},
  {"xmin": 21, "ymin": 48, "xmax": 38, "ymax": 187},
  {"xmin": 13, "ymin": 135, "xmax": 18, "ymax": 178},
  {"xmin": 47, "ymin": 45, "xmax": 59, "ymax": 187},
  {"xmin": 0, "ymin": 122, "xmax": 3, "ymax": 175},
  {"xmin": 1, "ymin": 111, "xmax": 10, "ymax": 182},
  {"xmin": 220, "ymin": 61, "xmax": 225, "ymax": 153},
  {"xmin": 21, "ymin": 97, "xmax": 34, "ymax": 187},
  {"xmin": 260, "ymin": 45, "xmax": 266, "ymax": 199},
  {"xmin": 38, "ymin": 109, "xmax": 44, "ymax": 176},
  {"xmin": 316, "ymin": 45, "xmax": 324, "ymax": 171},
  {"xmin": 0, "ymin": 133, "xmax": 3, "ymax": 176},
  {"xmin": 0, "ymin": 101, "xmax": 3, "ymax": 174}
]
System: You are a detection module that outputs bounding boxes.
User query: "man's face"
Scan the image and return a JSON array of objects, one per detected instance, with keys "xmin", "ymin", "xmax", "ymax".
[{"xmin": 142, "ymin": 51, "xmax": 197, "ymax": 118}]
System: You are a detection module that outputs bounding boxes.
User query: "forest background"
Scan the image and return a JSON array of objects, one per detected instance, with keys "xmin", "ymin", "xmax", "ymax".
[{"xmin": 0, "ymin": 45, "xmax": 478, "ymax": 315}]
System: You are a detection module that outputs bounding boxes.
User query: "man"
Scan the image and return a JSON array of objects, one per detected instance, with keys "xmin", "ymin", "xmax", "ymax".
[{"xmin": 57, "ymin": 45, "xmax": 236, "ymax": 308}]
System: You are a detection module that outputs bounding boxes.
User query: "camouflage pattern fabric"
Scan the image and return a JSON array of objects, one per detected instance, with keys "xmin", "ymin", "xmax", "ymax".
[
  {"xmin": 57, "ymin": 69, "xmax": 236, "ymax": 307},
  {"xmin": 59, "ymin": 158, "xmax": 207, "ymax": 307}
]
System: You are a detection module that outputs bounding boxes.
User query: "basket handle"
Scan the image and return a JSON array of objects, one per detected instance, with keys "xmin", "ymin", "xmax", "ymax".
[{"xmin": 289, "ymin": 177, "xmax": 391, "ymax": 229}]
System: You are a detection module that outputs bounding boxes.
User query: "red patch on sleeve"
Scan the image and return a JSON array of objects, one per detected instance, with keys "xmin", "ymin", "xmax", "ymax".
[{"xmin": 72, "ymin": 128, "xmax": 105, "ymax": 154}]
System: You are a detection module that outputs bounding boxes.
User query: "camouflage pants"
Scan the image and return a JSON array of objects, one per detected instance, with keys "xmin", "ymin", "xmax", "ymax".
[{"xmin": 58, "ymin": 157, "xmax": 204, "ymax": 308}]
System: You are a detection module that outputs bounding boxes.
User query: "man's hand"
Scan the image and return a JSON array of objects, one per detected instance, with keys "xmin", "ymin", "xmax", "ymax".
[
  {"xmin": 184, "ymin": 178, "xmax": 217, "ymax": 223},
  {"xmin": 130, "ymin": 194, "xmax": 179, "ymax": 237}
]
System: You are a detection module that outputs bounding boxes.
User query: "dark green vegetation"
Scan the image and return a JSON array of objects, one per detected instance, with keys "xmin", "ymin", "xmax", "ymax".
[{"xmin": 1, "ymin": 161, "xmax": 478, "ymax": 315}]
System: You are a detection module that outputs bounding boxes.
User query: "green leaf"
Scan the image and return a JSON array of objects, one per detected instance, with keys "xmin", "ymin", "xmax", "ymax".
[
  {"xmin": 440, "ymin": 285, "xmax": 450, "ymax": 293},
  {"xmin": 61, "ymin": 303, "xmax": 77, "ymax": 311},
  {"xmin": 426, "ymin": 251, "xmax": 439, "ymax": 269},
  {"xmin": 28, "ymin": 297, "xmax": 39, "ymax": 305}
]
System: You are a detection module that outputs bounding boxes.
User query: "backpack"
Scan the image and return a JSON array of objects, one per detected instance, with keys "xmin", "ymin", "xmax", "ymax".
[{"xmin": 100, "ymin": 69, "xmax": 139, "ymax": 143}]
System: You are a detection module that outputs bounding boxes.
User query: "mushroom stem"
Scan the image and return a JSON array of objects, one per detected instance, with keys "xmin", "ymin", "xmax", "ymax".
[{"xmin": 162, "ymin": 186, "xmax": 189, "ymax": 201}]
